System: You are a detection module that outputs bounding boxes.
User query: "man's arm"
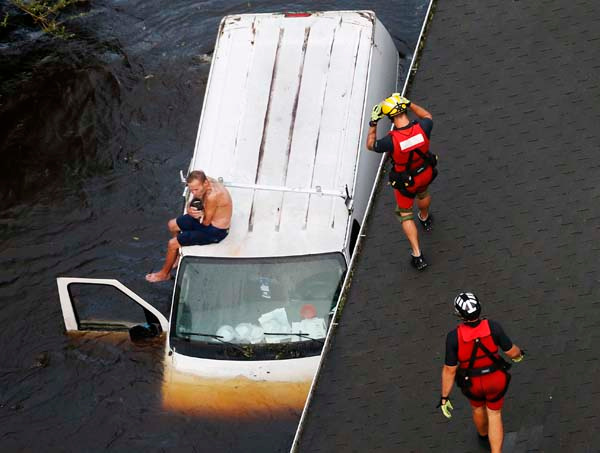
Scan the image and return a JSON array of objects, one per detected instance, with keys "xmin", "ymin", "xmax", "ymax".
[
  {"xmin": 442, "ymin": 330, "xmax": 458, "ymax": 399},
  {"xmin": 441, "ymin": 364, "xmax": 457, "ymax": 399},
  {"xmin": 504, "ymin": 344, "xmax": 523, "ymax": 360},
  {"xmin": 201, "ymin": 193, "xmax": 217, "ymax": 226},
  {"xmin": 366, "ymin": 124, "xmax": 378, "ymax": 151},
  {"xmin": 410, "ymin": 102, "xmax": 432, "ymax": 120}
]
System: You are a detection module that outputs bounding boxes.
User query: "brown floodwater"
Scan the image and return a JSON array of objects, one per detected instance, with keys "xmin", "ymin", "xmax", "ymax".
[{"xmin": 0, "ymin": 0, "xmax": 429, "ymax": 450}]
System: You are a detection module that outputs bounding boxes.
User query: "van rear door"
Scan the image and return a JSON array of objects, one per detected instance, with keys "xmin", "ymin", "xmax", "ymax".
[{"xmin": 56, "ymin": 277, "xmax": 168, "ymax": 332}]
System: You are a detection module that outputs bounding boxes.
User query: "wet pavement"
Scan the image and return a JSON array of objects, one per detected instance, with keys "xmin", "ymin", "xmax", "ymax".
[
  {"xmin": 294, "ymin": 0, "xmax": 600, "ymax": 451},
  {"xmin": 0, "ymin": 1, "xmax": 429, "ymax": 451}
]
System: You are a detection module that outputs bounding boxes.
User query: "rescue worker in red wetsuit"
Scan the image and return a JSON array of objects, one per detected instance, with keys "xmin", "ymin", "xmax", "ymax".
[
  {"xmin": 439, "ymin": 292, "xmax": 525, "ymax": 453},
  {"xmin": 366, "ymin": 94, "xmax": 437, "ymax": 270}
]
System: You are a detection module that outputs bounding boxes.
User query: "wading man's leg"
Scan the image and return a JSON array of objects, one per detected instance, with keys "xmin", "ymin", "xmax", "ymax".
[
  {"xmin": 472, "ymin": 406, "xmax": 488, "ymax": 436},
  {"xmin": 417, "ymin": 192, "xmax": 431, "ymax": 223},
  {"xmin": 146, "ymin": 236, "xmax": 180, "ymax": 283},
  {"xmin": 394, "ymin": 191, "xmax": 428, "ymax": 269},
  {"xmin": 486, "ymin": 408, "xmax": 504, "ymax": 453},
  {"xmin": 167, "ymin": 218, "xmax": 182, "ymax": 269},
  {"xmin": 168, "ymin": 218, "xmax": 180, "ymax": 237},
  {"xmin": 472, "ymin": 405, "xmax": 489, "ymax": 437},
  {"xmin": 397, "ymin": 208, "xmax": 421, "ymax": 257}
]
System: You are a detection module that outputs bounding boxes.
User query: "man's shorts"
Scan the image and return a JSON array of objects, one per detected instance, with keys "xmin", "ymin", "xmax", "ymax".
[
  {"xmin": 176, "ymin": 214, "xmax": 229, "ymax": 246},
  {"xmin": 393, "ymin": 166, "xmax": 434, "ymax": 209},
  {"xmin": 466, "ymin": 371, "xmax": 509, "ymax": 411}
]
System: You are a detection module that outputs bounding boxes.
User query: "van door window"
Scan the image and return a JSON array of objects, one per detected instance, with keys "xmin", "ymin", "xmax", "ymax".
[{"xmin": 69, "ymin": 284, "xmax": 157, "ymax": 331}]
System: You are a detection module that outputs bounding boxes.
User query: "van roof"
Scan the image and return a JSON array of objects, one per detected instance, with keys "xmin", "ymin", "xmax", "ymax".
[{"xmin": 184, "ymin": 11, "xmax": 376, "ymax": 258}]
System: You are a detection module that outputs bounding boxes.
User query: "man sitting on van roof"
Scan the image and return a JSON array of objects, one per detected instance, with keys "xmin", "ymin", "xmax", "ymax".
[{"xmin": 146, "ymin": 170, "xmax": 232, "ymax": 283}]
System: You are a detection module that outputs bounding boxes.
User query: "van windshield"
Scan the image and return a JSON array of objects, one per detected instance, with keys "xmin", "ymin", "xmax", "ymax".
[{"xmin": 170, "ymin": 253, "xmax": 346, "ymax": 360}]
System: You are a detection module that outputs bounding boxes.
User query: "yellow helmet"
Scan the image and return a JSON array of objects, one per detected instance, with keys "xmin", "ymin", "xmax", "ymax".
[{"xmin": 380, "ymin": 93, "xmax": 411, "ymax": 118}]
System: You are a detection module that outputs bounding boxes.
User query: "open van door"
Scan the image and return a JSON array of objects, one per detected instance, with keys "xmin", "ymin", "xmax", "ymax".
[{"xmin": 56, "ymin": 278, "xmax": 169, "ymax": 333}]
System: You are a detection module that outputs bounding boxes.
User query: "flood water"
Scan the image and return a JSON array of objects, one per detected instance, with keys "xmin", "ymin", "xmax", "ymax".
[{"xmin": 0, "ymin": 1, "xmax": 429, "ymax": 451}]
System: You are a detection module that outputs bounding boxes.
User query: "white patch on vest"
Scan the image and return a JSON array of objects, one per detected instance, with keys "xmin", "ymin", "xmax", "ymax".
[{"xmin": 399, "ymin": 133, "xmax": 425, "ymax": 151}]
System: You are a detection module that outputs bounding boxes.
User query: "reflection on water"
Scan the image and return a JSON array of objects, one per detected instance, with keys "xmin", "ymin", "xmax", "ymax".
[{"xmin": 0, "ymin": 0, "xmax": 429, "ymax": 451}]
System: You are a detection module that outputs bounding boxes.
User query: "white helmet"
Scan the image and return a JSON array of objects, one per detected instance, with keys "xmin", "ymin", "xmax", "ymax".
[{"xmin": 453, "ymin": 292, "xmax": 481, "ymax": 321}]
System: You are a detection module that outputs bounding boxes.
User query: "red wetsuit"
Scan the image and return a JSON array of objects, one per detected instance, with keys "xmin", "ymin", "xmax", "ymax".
[
  {"xmin": 457, "ymin": 320, "xmax": 510, "ymax": 410},
  {"xmin": 388, "ymin": 122, "xmax": 435, "ymax": 209}
]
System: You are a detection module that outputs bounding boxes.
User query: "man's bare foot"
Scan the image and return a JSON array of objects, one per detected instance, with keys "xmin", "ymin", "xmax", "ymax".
[{"xmin": 145, "ymin": 271, "xmax": 171, "ymax": 283}]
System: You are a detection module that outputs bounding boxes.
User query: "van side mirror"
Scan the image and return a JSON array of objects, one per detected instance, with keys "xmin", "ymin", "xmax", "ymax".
[{"xmin": 129, "ymin": 323, "xmax": 160, "ymax": 341}]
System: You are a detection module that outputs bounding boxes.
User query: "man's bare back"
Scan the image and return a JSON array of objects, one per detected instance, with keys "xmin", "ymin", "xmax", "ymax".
[{"xmin": 201, "ymin": 179, "xmax": 232, "ymax": 229}]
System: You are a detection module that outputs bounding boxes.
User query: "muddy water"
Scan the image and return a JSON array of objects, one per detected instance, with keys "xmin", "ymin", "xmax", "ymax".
[{"xmin": 0, "ymin": 1, "xmax": 429, "ymax": 451}]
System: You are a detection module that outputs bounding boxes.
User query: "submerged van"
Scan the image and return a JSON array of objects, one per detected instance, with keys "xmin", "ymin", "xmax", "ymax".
[{"xmin": 57, "ymin": 11, "xmax": 400, "ymax": 388}]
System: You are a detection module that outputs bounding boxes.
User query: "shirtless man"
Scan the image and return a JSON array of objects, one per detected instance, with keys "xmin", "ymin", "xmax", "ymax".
[{"xmin": 145, "ymin": 170, "xmax": 232, "ymax": 282}]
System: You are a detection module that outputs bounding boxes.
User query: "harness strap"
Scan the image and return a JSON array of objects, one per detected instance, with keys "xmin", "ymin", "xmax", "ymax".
[
  {"xmin": 391, "ymin": 149, "xmax": 417, "ymax": 173},
  {"xmin": 413, "ymin": 148, "xmax": 438, "ymax": 168},
  {"xmin": 459, "ymin": 337, "xmax": 512, "ymax": 403},
  {"xmin": 465, "ymin": 363, "xmax": 503, "ymax": 377},
  {"xmin": 466, "ymin": 338, "xmax": 480, "ymax": 370},
  {"xmin": 393, "ymin": 181, "xmax": 418, "ymax": 198},
  {"xmin": 406, "ymin": 149, "xmax": 414, "ymax": 171},
  {"xmin": 392, "ymin": 148, "xmax": 436, "ymax": 171},
  {"xmin": 477, "ymin": 340, "xmax": 511, "ymax": 370}
]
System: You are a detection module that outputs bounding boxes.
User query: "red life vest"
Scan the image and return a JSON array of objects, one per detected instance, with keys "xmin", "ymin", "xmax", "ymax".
[
  {"xmin": 457, "ymin": 319, "xmax": 500, "ymax": 370},
  {"xmin": 388, "ymin": 121, "xmax": 430, "ymax": 172}
]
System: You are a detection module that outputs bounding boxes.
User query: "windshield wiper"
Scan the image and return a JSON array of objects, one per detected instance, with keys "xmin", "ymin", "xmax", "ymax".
[
  {"xmin": 263, "ymin": 332, "xmax": 325, "ymax": 345},
  {"xmin": 179, "ymin": 331, "xmax": 223, "ymax": 340},
  {"xmin": 178, "ymin": 331, "xmax": 253, "ymax": 357}
]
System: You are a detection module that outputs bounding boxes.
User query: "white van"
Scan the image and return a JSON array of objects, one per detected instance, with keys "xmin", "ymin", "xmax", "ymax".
[{"xmin": 57, "ymin": 11, "xmax": 399, "ymax": 389}]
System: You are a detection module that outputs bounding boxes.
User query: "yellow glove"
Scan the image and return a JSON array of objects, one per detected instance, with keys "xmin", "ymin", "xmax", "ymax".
[
  {"xmin": 512, "ymin": 349, "xmax": 526, "ymax": 363},
  {"xmin": 437, "ymin": 397, "xmax": 453, "ymax": 419},
  {"xmin": 370, "ymin": 104, "xmax": 384, "ymax": 125}
]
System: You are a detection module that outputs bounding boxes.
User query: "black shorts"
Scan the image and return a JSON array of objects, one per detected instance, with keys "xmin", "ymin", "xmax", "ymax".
[{"xmin": 176, "ymin": 215, "xmax": 229, "ymax": 246}]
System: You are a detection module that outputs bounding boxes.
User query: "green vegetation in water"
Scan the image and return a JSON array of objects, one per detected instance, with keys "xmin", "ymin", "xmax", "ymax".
[{"xmin": 4, "ymin": 0, "xmax": 88, "ymax": 39}]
